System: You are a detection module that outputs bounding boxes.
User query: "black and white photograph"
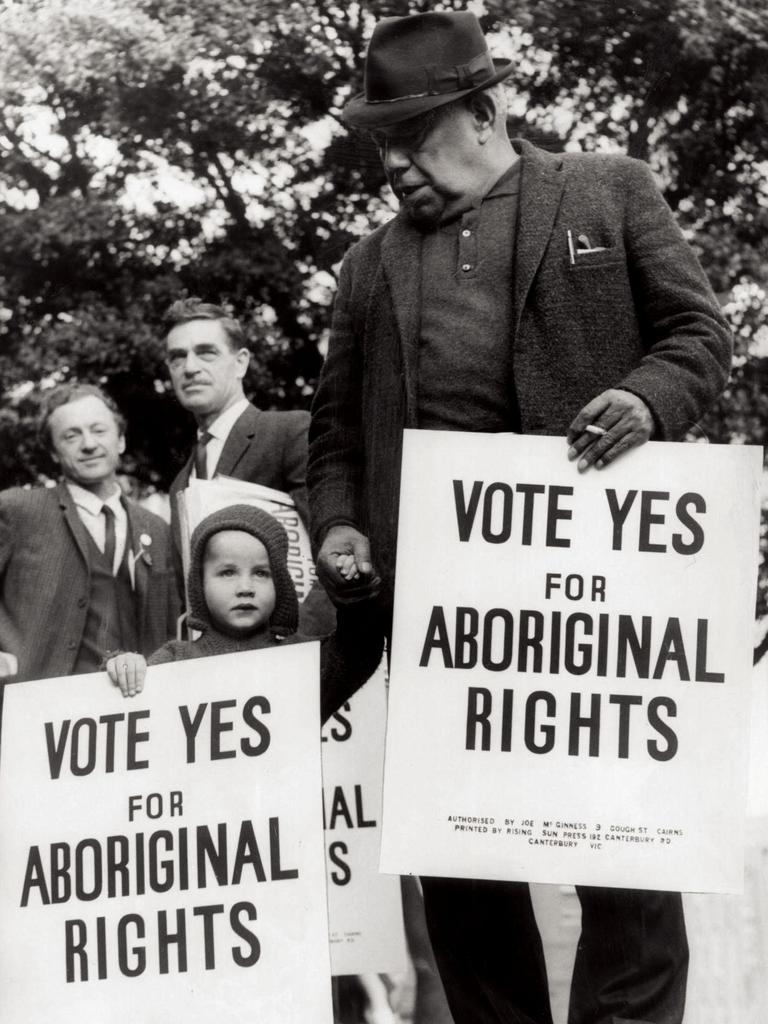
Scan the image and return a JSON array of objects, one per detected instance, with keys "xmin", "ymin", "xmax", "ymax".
[{"xmin": 0, "ymin": 2, "xmax": 766, "ymax": 1022}]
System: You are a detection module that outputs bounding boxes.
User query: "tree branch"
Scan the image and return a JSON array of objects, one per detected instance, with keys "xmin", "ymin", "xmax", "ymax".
[
  {"xmin": 188, "ymin": 142, "xmax": 250, "ymax": 235},
  {"xmin": 0, "ymin": 118, "xmax": 56, "ymax": 199},
  {"xmin": 754, "ymin": 628, "xmax": 768, "ymax": 667}
]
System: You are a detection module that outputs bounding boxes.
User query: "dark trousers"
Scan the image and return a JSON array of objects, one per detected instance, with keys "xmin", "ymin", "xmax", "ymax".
[{"xmin": 421, "ymin": 877, "xmax": 688, "ymax": 1024}]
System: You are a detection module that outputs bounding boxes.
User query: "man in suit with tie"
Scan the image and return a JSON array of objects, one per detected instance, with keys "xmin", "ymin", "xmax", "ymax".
[
  {"xmin": 165, "ymin": 298, "xmax": 333, "ymax": 634},
  {"xmin": 308, "ymin": 11, "xmax": 732, "ymax": 1024},
  {"xmin": 165, "ymin": 298, "xmax": 310, "ymax": 524},
  {"xmin": 0, "ymin": 383, "xmax": 178, "ymax": 683}
]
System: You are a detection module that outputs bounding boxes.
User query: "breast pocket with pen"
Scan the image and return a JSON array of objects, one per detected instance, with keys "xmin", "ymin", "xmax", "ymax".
[
  {"xmin": 560, "ymin": 231, "xmax": 634, "ymax": 342},
  {"xmin": 565, "ymin": 229, "xmax": 622, "ymax": 271}
]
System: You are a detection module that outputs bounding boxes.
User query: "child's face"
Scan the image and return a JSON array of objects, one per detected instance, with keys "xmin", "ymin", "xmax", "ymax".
[{"xmin": 202, "ymin": 531, "xmax": 276, "ymax": 635}]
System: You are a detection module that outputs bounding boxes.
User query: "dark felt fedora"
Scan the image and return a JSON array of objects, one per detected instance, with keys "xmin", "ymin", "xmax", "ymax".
[{"xmin": 342, "ymin": 11, "xmax": 514, "ymax": 129}]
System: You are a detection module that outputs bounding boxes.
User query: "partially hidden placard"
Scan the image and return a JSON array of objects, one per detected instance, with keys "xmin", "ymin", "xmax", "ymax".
[{"xmin": 322, "ymin": 663, "xmax": 408, "ymax": 976}]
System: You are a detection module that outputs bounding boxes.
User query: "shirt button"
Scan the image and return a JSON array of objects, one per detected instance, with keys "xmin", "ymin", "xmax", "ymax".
[
  {"xmin": 462, "ymin": 229, "xmax": 471, "ymax": 238},
  {"xmin": 462, "ymin": 263, "xmax": 472, "ymax": 272}
]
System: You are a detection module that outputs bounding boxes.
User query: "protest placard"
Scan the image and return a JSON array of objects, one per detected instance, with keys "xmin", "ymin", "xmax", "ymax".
[
  {"xmin": 380, "ymin": 432, "xmax": 762, "ymax": 894},
  {"xmin": 322, "ymin": 664, "xmax": 408, "ymax": 976},
  {"xmin": 0, "ymin": 644, "xmax": 333, "ymax": 1023}
]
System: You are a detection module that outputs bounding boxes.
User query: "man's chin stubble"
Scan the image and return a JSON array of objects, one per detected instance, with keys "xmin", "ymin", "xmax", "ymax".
[{"xmin": 400, "ymin": 190, "xmax": 446, "ymax": 230}]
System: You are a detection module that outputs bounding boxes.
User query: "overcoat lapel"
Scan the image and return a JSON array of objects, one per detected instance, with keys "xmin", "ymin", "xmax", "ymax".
[
  {"xmin": 380, "ymin": 214, "xmax": 423, "ymax": 425},
  {"xmin": 176, "ymin": 453, "xmax": 193, "ymax": 490},
  {"xmin": 513, "ymin": 139, "xmax": 565, "ymax": 335},
  {"xmin": 215, "ymin": 405, "xmax": 258, "ymax": 477}
]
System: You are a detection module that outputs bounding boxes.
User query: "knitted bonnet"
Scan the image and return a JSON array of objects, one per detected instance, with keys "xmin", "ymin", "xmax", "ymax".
[{"xmin": 186, "ymin": 504, "xmax": 299, "ymax": 636}]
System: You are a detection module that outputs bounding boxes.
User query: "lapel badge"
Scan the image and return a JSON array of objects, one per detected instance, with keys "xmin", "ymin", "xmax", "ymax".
[{"xmin": 131, "ymin": 533, "xmax": 154, "ymax": 571}]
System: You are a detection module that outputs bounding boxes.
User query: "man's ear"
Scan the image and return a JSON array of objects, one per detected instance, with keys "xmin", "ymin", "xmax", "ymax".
[
  {"xmin": 235, "ymin": 347, "xmax": 251, "ymax": 380},
  {"xmin": 468, "ymin": 92, "xmax": 496, "ymax": 140},
  {"xmin": 118, "ymin": 434, "xmax": 126, "ymax": 457}
]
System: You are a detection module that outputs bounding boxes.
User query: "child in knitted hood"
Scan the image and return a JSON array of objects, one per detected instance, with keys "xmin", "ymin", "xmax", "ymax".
[
  {"xmin": 107, "ymin": 504, "xmax": 383, "ymax": 722},
  {"xmin": 160, "ymin": 503, "xmax": 299, "ymax": 658}
]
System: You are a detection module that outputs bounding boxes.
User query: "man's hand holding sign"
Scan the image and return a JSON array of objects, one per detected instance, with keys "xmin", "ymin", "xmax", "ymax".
[{"xmin": 567, "ymin": 388, "xmax": 656, "ymax": 472}]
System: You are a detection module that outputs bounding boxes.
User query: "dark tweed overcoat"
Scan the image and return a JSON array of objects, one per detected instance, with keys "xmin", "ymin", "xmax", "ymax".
[
  {"xmin": 0, "ymin": 482, "xmax": 179, "ymax": 682},
  {"xmin": 308, "ymin": 140, "xmax": 733, "ymax": 605}
]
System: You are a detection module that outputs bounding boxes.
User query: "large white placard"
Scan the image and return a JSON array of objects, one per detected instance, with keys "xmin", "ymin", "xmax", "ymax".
[
  {"xmin": 0, "ymin": 644, "xmax": 333, "ymax": 1023},
  {"xmin": 322, "ymin": 665, "xmax": 408, "ymax": 976},
  {"xmin": 380, "ymin": 432, "xmax": 762, "ymax": 894}
]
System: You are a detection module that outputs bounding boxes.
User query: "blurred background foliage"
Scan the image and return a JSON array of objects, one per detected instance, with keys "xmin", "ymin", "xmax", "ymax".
[{"xmin": 0, "ymin": 0, "xmax": 766, "ymax": 654}]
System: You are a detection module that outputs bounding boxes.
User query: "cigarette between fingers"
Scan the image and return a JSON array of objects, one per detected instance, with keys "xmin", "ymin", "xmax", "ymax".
[{"xmin": 585, "ymin": 424, "xmax": 607, "ymax": 436}]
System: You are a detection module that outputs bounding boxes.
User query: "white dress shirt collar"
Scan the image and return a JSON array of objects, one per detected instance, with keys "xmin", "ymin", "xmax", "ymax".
[
  {"xmin": 66, "ymin": 481, "xmax": 123, "ymax": 517},
  {"xmin": 65, "ymin": 481, "xmax": 130, "ymax": 578},
  {"xmin": 195, "ymin": 397, "xmax": 250, "ymax": 479},
  {"xmin": 202, "ymin": 397, "xmax": 250, "ymax": 443}
]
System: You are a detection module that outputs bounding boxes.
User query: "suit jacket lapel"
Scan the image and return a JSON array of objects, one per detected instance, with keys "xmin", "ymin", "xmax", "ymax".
[
  {"xmin": 513, "ymin": 139, "xmax": 565, "ymax": 334},
  {"xmin": 176, "ymin": 452, "xmax": 193, "ymax": 490},
  {"xmin": 381, "ymin": 213, "xmax": 423, "ymax": 425},
  {"xmin": 124, "ymin": 501, "xmax": 148, "ymax": 608},
  {"xmin": 214, "ymin": 404, "xmax": 259, "ymax": 478},
  {"xmin": 58, "ymin": 482, "xmax": 91, "ymax": 568}
]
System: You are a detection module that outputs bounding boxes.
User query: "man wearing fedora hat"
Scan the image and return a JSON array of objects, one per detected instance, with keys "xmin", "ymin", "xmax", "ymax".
[{"xmin": 309, "ymin": 9, "xmax": 731, "ymax": 1024}]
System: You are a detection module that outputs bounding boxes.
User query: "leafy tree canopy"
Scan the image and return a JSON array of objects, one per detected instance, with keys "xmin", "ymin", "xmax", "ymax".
[{"xmin": 1, "ymin": 0, "xmax": 766, "ymax": 646}]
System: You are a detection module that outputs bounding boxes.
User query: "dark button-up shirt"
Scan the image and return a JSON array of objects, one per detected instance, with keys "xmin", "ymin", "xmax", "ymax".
[{"xmin": 417, "ymin": 160, "xmax": 522, "ymax": 432}]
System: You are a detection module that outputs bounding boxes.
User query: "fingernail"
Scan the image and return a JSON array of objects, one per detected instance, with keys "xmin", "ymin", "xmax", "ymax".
[
  {"xmin": 568, "ymin": 447, "xmax": 577, "ymax": 460},
  {"xmin": 596, "ymin": 460, "xmax": 604, "ymax": 469},
  {"xmin": 578, "ymin": 458, "xmax": 589, "ymax": 471}
]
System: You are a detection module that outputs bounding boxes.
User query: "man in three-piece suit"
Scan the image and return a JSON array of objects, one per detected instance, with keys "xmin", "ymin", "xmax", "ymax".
[
  {"xmin": 165, "ymin": 298, "xmax": 334, "ymax": 635},
  {"xmin": 308, "ymin": 11, "xmax": 733, "ymax": 1024},
  {"xmin": 0, "ymin": 383, "xmax": 178, "ymax": 684}
]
